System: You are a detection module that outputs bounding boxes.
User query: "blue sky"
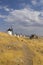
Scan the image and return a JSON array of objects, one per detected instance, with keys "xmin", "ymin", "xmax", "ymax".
[{"xmin": 0, "ymin": 0, "xmax": 43, "ymax": 35}]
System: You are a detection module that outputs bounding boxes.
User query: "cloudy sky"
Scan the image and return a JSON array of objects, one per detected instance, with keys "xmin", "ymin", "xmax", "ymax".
[{"xmin": 0, "ymin": 0, "xmax": 43, "ymax": 35}]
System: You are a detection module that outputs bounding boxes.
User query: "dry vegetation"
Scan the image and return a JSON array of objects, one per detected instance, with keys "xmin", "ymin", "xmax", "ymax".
[{"xmin": 0, "ymin": 32, "xmax": 43, "ymax": 65}]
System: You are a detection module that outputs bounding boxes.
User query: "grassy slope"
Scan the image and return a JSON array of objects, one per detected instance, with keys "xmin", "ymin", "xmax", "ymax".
[{"xmin": 0, "ymin": 32, "xmax": 43, "ymax": 65}]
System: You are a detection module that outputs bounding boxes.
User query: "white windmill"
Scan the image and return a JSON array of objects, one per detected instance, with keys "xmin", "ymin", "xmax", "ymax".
[{"xmin": 7, "ymin": 26, "xmax": 14, "ymax": 35}]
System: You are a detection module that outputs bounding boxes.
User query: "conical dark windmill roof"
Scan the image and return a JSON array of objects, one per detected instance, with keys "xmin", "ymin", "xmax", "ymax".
[{"xmin": 7, "ymin": 28, "xmax": 13, "ymax": 31}]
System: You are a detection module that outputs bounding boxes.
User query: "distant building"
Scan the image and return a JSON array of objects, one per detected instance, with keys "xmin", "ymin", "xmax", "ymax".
[
  {"xmin": 14, "ymin": 33, "xmax": 17, "ymax": 36},
  {"xmin": 20, "ymin": 34, "xmax": 22, "ymax": 37},
  {"xmin": 30, "ymin": 34, "xmax": 38, "ymax": 39},
  {"xmin": 7, "ymin": 26, "xmax": 14, "ymax": 35}
]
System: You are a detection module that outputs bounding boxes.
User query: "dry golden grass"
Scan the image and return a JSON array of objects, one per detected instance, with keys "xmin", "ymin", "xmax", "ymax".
[{"xmin": 0, "ymin": 32, "xmax": 43, "ymax": 65}]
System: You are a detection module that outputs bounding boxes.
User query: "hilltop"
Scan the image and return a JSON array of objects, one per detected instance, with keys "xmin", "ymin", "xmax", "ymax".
[{"xmin": 0, "ymin": 32, "xmax": 43, "ymax": 65}]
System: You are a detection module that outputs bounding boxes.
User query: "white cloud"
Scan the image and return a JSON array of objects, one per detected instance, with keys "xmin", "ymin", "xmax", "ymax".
[
  {"xmin": 3, "ymin": 6, "xmax": 10, "ymax": 12},
  {"xmin": 0, "ymin": 5, "xmax": 13, "ymax": 12},
  {"xmin": 3, "ymin": 6, "xmax": 14, "ymax": 12},
  {"xmin": 32, "ymin": 0, "xmax": 37, "ymax": 5},
  {"xmin": 0, "ymin": 15, "xmax": 6, "ymax": 18},
  {"xmin": 0, "ymin": 6, "xmax": 43, "ymax": 25},
  {"xmin": 31, "ymin": 0, "xmax": 43, "ymax": 6},
  {"xmin": 4, "ymin": 7, "xmax": 43, "ymax": 25}
]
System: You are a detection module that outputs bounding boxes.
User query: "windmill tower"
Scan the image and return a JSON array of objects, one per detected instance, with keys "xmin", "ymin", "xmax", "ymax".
[{"xmin": 7, "ymin": 26, "xmax": 14, "ymax": 35}]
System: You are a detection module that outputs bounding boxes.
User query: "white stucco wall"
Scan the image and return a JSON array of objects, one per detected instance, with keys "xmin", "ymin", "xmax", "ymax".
[{"xmin": 8, "ymin": 31, "xmax": 12, "ymax": 35}]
